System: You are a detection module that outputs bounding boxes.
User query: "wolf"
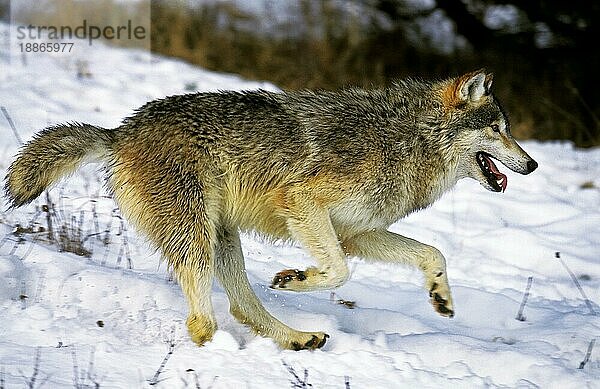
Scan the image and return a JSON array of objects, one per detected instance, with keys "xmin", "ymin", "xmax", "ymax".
[{"xmin": 5, "ymin": 70, "xmax": 537, "ymax": 350}]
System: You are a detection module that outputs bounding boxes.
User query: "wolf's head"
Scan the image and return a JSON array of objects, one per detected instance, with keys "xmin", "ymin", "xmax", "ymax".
[{"xmin": 440, "ymin": 70, "xmax": 538, "ymax": 192}]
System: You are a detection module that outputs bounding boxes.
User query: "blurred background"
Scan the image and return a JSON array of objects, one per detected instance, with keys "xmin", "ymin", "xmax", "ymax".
[{"xmin": 2, "ymin": 0, "xmax": 599, "ymax": 146}]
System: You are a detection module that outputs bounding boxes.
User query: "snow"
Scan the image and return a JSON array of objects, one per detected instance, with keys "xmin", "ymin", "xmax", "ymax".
[
  {"xmin": 1, "ymin": 24, "xmax": 599, "ymax": 388},
  {"xmin": 484, "ymin": 4, "xmax": 521, "ymax": 32}
]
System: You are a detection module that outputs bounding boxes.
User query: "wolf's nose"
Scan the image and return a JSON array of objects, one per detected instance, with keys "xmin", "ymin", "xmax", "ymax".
[{"xmin": 526, "ymin": 160, "xmax": 538, "ymax": 173}]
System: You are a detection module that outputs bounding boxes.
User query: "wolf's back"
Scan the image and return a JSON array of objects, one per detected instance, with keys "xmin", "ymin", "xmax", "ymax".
[{"xmin": 5, "ymin": 123, "xmax": 113, "ymax": 207}]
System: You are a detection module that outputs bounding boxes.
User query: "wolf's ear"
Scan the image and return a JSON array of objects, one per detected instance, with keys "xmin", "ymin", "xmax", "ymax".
[
  {"xmin": 457, "ymin": 70, "xmax": 487, "ymax": 102},
  {"xmin": 442, "ymin": 70, "xmax": 490, "ymax": 107},
  {"xmin": 484, "ymin": 73, "xmax": 493, "ymax": 95}
]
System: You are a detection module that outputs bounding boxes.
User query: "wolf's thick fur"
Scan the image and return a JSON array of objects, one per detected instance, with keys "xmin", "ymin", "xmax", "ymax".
[{"xmin": 5, "ymin": 70, "xmax": 537, "ymax": 350}]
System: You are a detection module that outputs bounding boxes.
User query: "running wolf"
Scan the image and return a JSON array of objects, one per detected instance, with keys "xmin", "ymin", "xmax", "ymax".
[{"xmin": 5, "ymin": 70, "xmax": 537, "ymax": 350}]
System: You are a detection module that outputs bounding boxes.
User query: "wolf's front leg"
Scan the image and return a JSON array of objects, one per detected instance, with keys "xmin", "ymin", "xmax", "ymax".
[
  {"xmin": 271, "ymin": 187, "xmax": 349, "ymax": 291},
  {"xmin": 344, "ymin": 230, "xmax": 454, "ymax": 317},
  {"xmin": 215, "ymin": 226, "xmax": 328, "ymax": 350}
]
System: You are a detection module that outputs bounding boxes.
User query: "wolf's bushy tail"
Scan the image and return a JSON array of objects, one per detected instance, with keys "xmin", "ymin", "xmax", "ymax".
[{"xmin": 5, "ymin": 123, "xmax": 114, "ymax": 208}]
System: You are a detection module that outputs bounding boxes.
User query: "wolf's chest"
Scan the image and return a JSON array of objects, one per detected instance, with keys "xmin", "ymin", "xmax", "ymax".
[
  {"xmin": 328, "ymin": 193, "xmax": 416, "ymax": 233},
  {"xmin": 328, "ymin": 172, "xmax": 454, "ymax": 233}
]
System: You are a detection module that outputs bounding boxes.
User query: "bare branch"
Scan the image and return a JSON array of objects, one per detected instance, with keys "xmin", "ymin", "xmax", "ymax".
[
  {"xmin": 149, "ymin": 340, "xmax": 176, "ymax": 386},
  {"xmin": 515, "ymin": 276, "xmax": 533, "ymax": 321},
  {"xmin": 555, "ymin": 252, "xmax": 596, "ymax": 315},
  {"xmin": 1, "ymin": 106, "xmax": 23, "ymax": 145},
  {"xmin": 578, "ymin": 339, "xmax": 596, "ymax": 369}
]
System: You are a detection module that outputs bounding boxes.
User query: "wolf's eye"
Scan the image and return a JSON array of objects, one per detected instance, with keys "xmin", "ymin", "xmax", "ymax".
[{"xmin": 491, "ymin": 124, "xmax": 500, "ymax": 133}]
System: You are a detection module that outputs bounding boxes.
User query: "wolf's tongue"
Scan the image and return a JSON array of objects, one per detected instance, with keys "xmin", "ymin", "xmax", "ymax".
[{"xmin": 484, "ymin": 155, "xmax": 508, "ymax": 192}]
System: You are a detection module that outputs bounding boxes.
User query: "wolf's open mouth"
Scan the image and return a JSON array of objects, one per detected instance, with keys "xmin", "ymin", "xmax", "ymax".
[{"xmin": 476, "ymin": 152, "xmax": 507, "ymax": 192}]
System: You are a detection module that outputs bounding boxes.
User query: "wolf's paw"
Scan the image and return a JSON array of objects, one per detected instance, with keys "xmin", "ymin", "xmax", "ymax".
[
  {"xmin": 428, "ymin": 275, "xmax": 454, "ymax": 318},
  {"xmin": 430, "ymin": 289, "xmax": 454, "ymax": 317},
  {"xmin": 186, "ymin": 314, "xmax": 217, "ymax": 346},
  {"xmin": 271, "ymin": 267, "xmax": 322, "ymax": 291},
  {"xmin": 271, "ymin": 267, "xmax": 348, "ymax": 291},
  {"xmin": 283, "ymin": 332, "xmax": 329, "ymax": 351},
  {"xmin": 271, "ymin": 268, "xmax": 307, "ymax": 289}
]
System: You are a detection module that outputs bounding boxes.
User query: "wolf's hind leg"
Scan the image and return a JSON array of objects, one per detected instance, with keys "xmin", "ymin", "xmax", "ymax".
[
  {"xmin": 174, "ymin": 261, "xmax": 217, "ymax": 345},
  {"xmin": 344, "ymin": 230, "xmax": 454, "ymax": 317},
  {"xmin": 157, "ymin": 215, "xmax": 218, "ymax": 345},
  {"xmin": 271, "ymin": 187, "xmax": 349, "ymax": 291},
  {"xmin": 215, "ymin": 226, "xmax": 328, "ymax": 350},
  {"xmin": 110, "ymin": 156, "xmax": 219, "ymax": 345}
]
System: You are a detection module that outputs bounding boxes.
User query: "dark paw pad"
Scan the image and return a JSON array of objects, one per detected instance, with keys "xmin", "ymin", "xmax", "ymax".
[
  {"xmin": 317, "ymin": 334, "xmax": 330, "ymax": 348},
  {"xmin": 431, "ymin": 292, "xmax": 454, "ymax": 318},
  {"xmin": 429, "ymin": 282, "xmax": 438, "ymax": 297},
  {"xmin": 291, "ymin": 334, "xmax": 329, "ymax": 351},
  {"xmin": 271, "ymin": 269, "xmax": 307, "ymax": 289}
]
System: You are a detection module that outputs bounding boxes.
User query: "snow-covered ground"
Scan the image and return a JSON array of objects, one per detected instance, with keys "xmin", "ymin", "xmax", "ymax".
[{"xmin": 1, "ymin": 26, "xmax": 599, "ymax": 388}]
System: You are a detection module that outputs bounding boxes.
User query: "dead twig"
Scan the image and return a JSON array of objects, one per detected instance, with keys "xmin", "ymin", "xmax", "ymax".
[
  {"xmin": 44, "ymin": 192, "xmax": 55, "ymax": 243},
  {"xmin": 72, "ymin": 346, "xmax": 101, "ymax": 388},
  {"xmin": 1, "ymin": 106, "xmax": 23, "ymax": 145},
  {"xmin": 330, "ymin": 292, "xmax": 356, "ymax": 309},
  {"xmin": 19, "ymin": 347, "xmax": 50, "ymax": 389},
  {"xmin": 555, "ymin": 252, "xmax": 596, "ymax": 315},
  {"xmin": 578, "ymin": 339, "xmax": 596, "ymax": 369},
  {"xmin": 149, "ymin": 340, "xmax": 176, "ymax": 386},
  {"xmin": 282, "ymin": 360, "xmax": 312, "ymax": 389},
  {"xmin": 515, "ymin": 276, "xmax": 533, "ymax": 321},
  {"xmin": 181, "ymin": 370, "xmax": 217, "ymax": 389}
]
